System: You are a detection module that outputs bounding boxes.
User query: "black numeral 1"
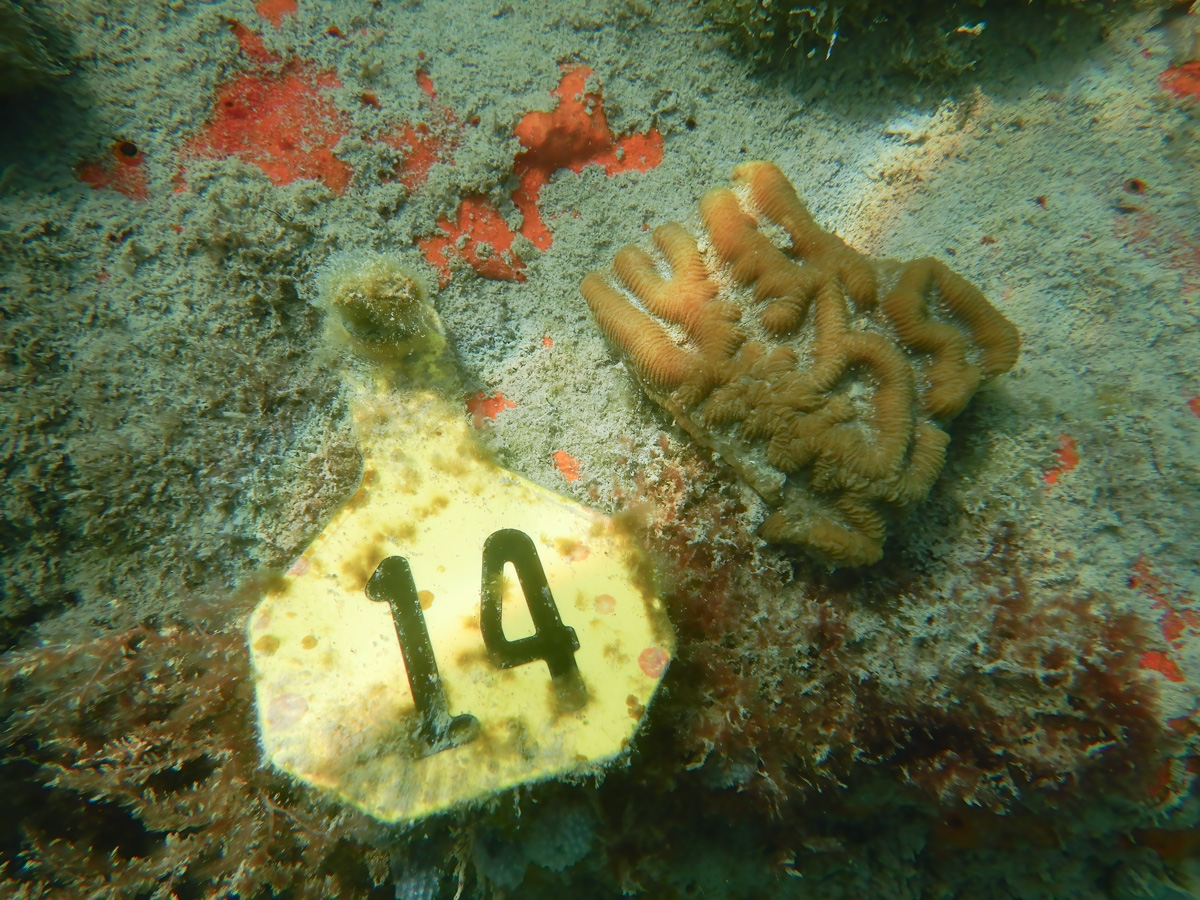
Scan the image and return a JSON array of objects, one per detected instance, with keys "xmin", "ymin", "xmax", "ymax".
[{"xmin": 366, "ymin": 556, "xmax": 479, "ymax": 757}]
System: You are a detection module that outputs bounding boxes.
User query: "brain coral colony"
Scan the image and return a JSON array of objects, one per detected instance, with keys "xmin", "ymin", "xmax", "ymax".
[
  {"xmin": 569, "ymin": 162, "xmax": 1182, "ymax": 896},
  {"xmin": 583, "ymin": 162, "xmax": 1019, "ymax": 567}
]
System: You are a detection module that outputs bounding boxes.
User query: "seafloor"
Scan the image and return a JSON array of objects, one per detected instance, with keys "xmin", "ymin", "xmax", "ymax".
[{"xmin": 2, "ymin": 0, "xmax": 1200, "ymax": 898}]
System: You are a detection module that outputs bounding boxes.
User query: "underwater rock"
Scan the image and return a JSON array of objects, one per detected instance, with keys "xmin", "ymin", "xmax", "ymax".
[
  {"xmin": 704, "ymin": 0, "xmax": 1141, "ymax": 75},
  {"xmin": 0, "ymin": 0, "xmax": 65, "ymax": 96},
  {"xmin": 582, "ymin": 161, "xmax": 1019, "ymax": 566}
]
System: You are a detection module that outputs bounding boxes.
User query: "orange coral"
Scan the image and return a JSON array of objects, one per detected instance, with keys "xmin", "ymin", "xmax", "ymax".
[
  {"xmin": 1131, "ymin": 555, "xmax": 1200, "ymax": 686},
  {"xmin": 513, "ymin": 65, "xmax": 663, "ymax": 250},
  {"xmin": 1142, "ymin": 650, "xmax": 1185, "ymax": 683},
  {"xmin": 1043, "ymin": 433, "xmax": 1079, "ymax": 485},
  {"xmin": 582, "ymin": 161, "xmax": 1019, "ymax": 566},
  {"xmin": 180, "ymin": 22, "xmax": 351, "ymax": 194},
  {"xmin": 553, "ymin": 449, "xmax": 582, "ymax": 482},
  {"xmin": 76, "ymin": 139, "xmax": 148, "ymax": 201},
  {"xmin": 465, "ymin": 390, "xmax": 517, "ymax": 428},
  {"xmin": 1161, "ymin": 61, "xmax": 1200, "ymax": 101},
  {"xmin": 420, "ymin": 197, "xmax": 526, "ymax": 286},
  {"xmin": 381, "ymin": 70, "xmax": 460, "ymax": 191},
  {"xmin": 256, "ymin": 0, "xmax": 297, "ymax": 28},
  {"xmin": 421, "ymin": 66, "xmax": 662, "ymax": 284}
]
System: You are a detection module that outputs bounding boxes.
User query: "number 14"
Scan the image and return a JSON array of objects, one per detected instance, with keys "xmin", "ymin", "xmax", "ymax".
[{"xmin": 365, "ymin": 529, "xmax": 584, "ymax": 758}]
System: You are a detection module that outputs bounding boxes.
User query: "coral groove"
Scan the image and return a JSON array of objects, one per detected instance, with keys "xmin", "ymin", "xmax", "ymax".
[{"xmin": 582, "ymin": 161, "xmax": 1019, "ymax": 566}]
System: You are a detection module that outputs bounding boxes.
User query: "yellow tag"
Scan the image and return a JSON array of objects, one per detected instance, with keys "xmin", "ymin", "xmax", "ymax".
[{"xmin": 247, "ymin": 379, "xmax": 673, "ymax": 824}]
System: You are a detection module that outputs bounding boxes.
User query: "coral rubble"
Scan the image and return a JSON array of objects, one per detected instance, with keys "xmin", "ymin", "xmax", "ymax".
[{"xmin": 582, "ymin": 161, "xmax": 1019, "ymax": 566}]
